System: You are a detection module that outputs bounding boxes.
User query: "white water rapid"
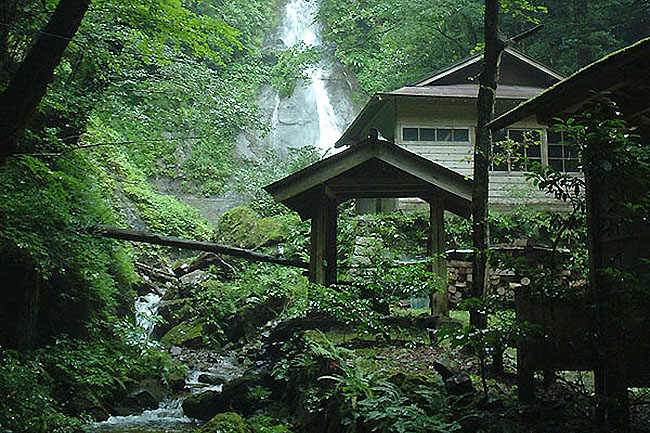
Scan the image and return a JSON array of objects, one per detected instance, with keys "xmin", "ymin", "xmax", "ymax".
[{"xmin": 87, "ymin": 398, "xmax": 196, "ymax": 433}]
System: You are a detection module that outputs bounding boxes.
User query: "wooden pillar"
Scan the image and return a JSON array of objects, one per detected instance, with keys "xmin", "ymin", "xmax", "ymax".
[
  {"xmin": 585, "ymin": 163, "xmax": 629, "ymax": 426},
  {"xmin": 428, "ymin": 197, "xmax": 449, "ymax": 316},
  {"xmin": 309, "ymin": 196, "xmax": 338, "ymax": 286},
  {"xmin": 515, "ymin": 287, "xmax": 535, "ymax": 401}
]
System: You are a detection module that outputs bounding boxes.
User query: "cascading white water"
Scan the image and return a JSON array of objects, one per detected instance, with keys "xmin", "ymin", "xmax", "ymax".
[
  {"xmin": 87, "ymin": 398, "xmax": 196, "ymax": 433},
  {"xmin": 278, "ymin": 0, "xmax": 343, "ymax": 153},
  {"xmin": 135, "ymin": 292, "xmax": 161, "ymax": 337}
]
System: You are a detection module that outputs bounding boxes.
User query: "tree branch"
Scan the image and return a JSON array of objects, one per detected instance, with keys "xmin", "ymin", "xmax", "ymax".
[{"xmin": 506, "ymin": 23, "xmax": 544, "ymax": 46}]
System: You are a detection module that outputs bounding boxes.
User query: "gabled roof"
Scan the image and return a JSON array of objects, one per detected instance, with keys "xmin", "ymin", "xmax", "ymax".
[
  {"xmin": 409, "ymin": 47, "xmax": 563, "ymax": 87},
  {"xmin": 489, "ymin": 37, "xmax": 650, "ymax": 130},
  {"xmin": 264, "ymin": 134, "xmax": 473, "ymax": 220},
  {"xmin": 335, "ymin": 48, "xmax": 563, "ymax": 147}
]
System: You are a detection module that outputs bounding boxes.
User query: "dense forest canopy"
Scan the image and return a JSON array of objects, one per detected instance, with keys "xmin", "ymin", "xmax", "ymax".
[
  {"xmin": 318, "ymin": 0, "xmax": 649, "ymax": 93},
  {"xmin": 0, "ymin": 0, "xmax": 648, "ymax": 431}
]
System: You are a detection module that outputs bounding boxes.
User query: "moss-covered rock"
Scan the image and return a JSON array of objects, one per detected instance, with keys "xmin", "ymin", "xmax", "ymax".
[
  {"xmin": 160, "ymin": 321, "xmax": 204, "ymax": 348},
  {"xmin": 154, "ymin": 298, "xmax": 193, "ymax": 340},
  {"xmin": 182, "ymin": 390, "xmax": 221, "ymax": 420},
  {"xmin": 225, "ymin": 295, "xmax": 287, "ymax": 343},
  {"xmin": 164, "ymin": 362, "xmax": 187, "ymax": 392},
  {"xmin": 215, "ymin": 206, "xmax": 286, "ymax": 249},
  {"xmin": 197, "ymin": 412, "xmax": 253, "ymax": 433}
]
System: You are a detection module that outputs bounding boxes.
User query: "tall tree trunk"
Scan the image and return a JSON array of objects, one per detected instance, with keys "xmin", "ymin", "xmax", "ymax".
[
  {"xmin": 0, "ymin": 0, "xmax": 17, "ymax": 82},
  {"xmin": 470, "ymin": 0, "xmax": 505, "ymax": 329},
  {"xmin": 0, "ymin": 0, "xmax": 90, "ymax": 162},
  {"xmin": 16, "ymin": 271, "xmax": 40, "ymax": 350}
]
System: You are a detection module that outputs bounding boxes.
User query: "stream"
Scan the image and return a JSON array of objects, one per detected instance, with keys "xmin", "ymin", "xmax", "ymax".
[{"xmin": 87, "ymin": 284, "xmax": 246, "ymax": 432}]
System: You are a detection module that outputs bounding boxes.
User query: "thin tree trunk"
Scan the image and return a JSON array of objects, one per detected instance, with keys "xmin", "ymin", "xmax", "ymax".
[
  {"xmin": 17, "ymin": 271, "xmax": 40, "ymax": 350},
  {"xmin": 575, "ymin": 0, "xmax": 593, "ymax": 66},
  {"xmin": 471, "ymin": 0, "xmax": 505, "ymax": 329},
  {"xmin": 0, "ymin": 0, "xmax": 90, "ymax": 161}
]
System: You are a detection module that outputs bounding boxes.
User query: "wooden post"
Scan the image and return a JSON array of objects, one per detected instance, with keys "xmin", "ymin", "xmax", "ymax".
[
  {"xmin": 515, "ymin": 286, "xmax": 535, "ymax": 401},
  {"xmin": 309, "ymin": 195, "xmax": 338, "ymax": 286},
  {"xmin": 585, "ymin": 163, "xmax": 629, "ymax": 426},
  {"xmin": 428, "ymin": 197, "xmax": 448, "ymax": 316},
  {"xmin": 325, "ymin": 199, "xmax": 338, "ymax": 287}
]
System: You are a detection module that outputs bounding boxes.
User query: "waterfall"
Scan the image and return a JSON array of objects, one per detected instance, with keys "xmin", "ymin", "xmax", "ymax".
[{"xmin": 274, "ymin": 0, "xmax": 346, "ymax": 154}]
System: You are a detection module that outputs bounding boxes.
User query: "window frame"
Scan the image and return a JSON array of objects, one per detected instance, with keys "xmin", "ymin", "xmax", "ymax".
[
  {"xmin": 547, "ymin": 130, "xmax": 580, "ymax": 173},
  {"xmin": 400, "ymin": 125, "xmax": 472, "ymax": 144}
]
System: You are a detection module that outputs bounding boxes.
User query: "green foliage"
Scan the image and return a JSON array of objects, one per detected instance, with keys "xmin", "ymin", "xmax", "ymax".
[
  {"xmin": 527, "ymin": 99, "xmax": 650, "ymax": 287},
  {"xmin": 306, "ymin": 283, "xmax": 386, "ymax": 335},
  {"xmin": 0, "ymin": 337, "xmax": 168, "ymax": 432},
  {"xmin": 0, "ymin": 350, "xmax": 83, "ymax": 433},
  {"xmin": 248, "ymin": 414, "xmax": 295, "ymax": 433},
  {"xmin": 318, "ymin": 0, "xmax": 649, "ymax": 96},
  {"xmin": 270, "ymin": 43, "xmax": 322, "ymax": 97},
  {"xmin": 273, "ymin": 333, "xmax": 458, "ymax": 433},
  {"xmin": 189, "ymin": 263, "xmax": 309, "ymax": 345},
  {"xmin": 355, "ymin": 381, "xmax": 458, "ymax": 433},
  {"xmin": 317, "ymin": 0, "xmax": 482, "ymax": 94}
]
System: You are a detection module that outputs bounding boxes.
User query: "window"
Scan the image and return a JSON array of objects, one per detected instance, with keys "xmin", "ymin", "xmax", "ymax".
[
  {"xmin": 492, "ymin": 129, "xmax": 541, "ymax": 172},
  {"xmin": 403, "ymin": 128, "xmax": 418, "ymax": 141},
  {"xmin": 548, "ymin": 130, "xmax": 579, "ymax": 172},
  {"xmin": 401, "ymin": 127, "xmax": 470, "ymax": 143}
]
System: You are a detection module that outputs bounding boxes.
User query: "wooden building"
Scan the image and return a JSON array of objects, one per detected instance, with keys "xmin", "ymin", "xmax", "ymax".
[
  {"xmin": 336, "ymin": 48, "xmax": 567, "ymax": 210},
  {"xmin": 490, "ymin": 37, "xmax": 650, "ymax": 422}
]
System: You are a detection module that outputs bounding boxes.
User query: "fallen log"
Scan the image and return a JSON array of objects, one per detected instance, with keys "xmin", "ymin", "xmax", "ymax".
[
  {"xmin": 135, "ymin": 261, "xmax": 177, "ymax": 283},
  {"xmin": 173, "ymin": 252, "xmax": 236, "ymax": 279},
  {"xmin": 99, "ymin": 226, "xmax": 309, "ymax": 269}
]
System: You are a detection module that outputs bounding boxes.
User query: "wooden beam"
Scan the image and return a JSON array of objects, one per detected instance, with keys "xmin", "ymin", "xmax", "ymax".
[{"xmin": 100, "ymin": 226, "xmax": 308, "ymax": 269}]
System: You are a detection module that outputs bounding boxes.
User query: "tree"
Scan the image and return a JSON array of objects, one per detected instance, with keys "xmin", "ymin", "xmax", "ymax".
[
  {"xmin": 471, "ymin": 2, "xmax": 543, "ymax": 330},
  {"xmin": 0, "ymin": 0, "xmax": 90, "ymax": 162},
  {"xmin": 471, "ymin": 0, "xmax": 504, "ymax": 329}
]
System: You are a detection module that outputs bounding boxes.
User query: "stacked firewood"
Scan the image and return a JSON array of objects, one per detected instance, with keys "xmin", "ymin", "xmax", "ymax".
[
  {"xmin": 446, "ymin": 257, "xmax": 473, "ymax": 305},
  {"xmin": 444, "ymin": 244, "xmax": 587, "ymax": 305}
]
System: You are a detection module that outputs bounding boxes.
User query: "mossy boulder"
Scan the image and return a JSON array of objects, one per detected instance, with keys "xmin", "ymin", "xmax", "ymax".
[
  {"xmin": 113, "ymin": 378, "xmax": 168, "ymax": 416},
  {"xmin": 154, "ymin": 298, "xmax": 193, "ymax": 339},
  {"xmin": 164, "ymin": 363, "xmax": 187, "ymax": 392},
  {"xmin": 225, "ymin": 295, "xmax": 287, "ymax": 342},
  {"xmin": 160, "ymin": 321, "xmax": 204, "ymax": 348},
  {"xmin": 216, "ymin": 206, "xmax": 287, "ymax": 249},
  {"xmin": 67, "ymin": 389, "xmax": 109, "ymax": 422},
  {"xmin": 183, "ymin": 390, "xmax": 221, "ymax": 420},
  {"xmin": 197, "ymin": 412, "xmax": 253, "ymax": 433}
]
